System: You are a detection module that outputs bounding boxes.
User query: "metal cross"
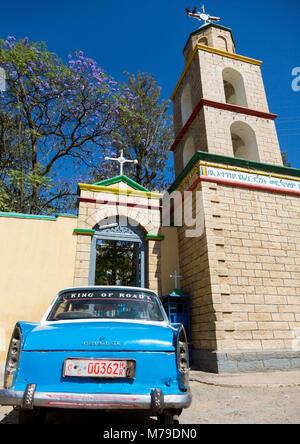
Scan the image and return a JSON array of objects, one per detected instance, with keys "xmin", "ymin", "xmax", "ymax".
[
  {"xmin": 105, "ymin": 149, "xmax": 138, "ymax": 176},
  {"xmin": 170, "ymin": 270, "xmax": 182, "ymax": 289},
  {"xmin": 185, "ymin": 4, "xmax": 220, "ymax": 25}
]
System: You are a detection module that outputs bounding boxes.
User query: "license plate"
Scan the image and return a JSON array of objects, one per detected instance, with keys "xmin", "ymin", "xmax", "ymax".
[{"xmin": 64, "ymin": 359, "xmax": 128, "ymax": 378}]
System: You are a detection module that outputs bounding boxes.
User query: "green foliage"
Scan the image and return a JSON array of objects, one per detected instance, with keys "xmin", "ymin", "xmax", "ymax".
[
  {"xmin": 0, "ymin": 36, "xmax": 125, "ymax": 215},
  {"xmin": 0, "ymin": 38, "xmax": 174, "ymax": 215},
  {"xmin": 281, "ymin": 151, "xmax": 291, "ymax": 167},
  {"xmin": 91, "ymin": 71, "xmax": 174, "ymax": 191},
  {"xmin": 95, "ymin": 240, "xmax": 138, "ymax": 286}
]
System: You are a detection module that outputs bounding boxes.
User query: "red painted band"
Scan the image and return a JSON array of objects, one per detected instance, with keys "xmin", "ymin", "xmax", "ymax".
[
  {"xmin": 170, "ymin": 99, "xmax": 277, "ymax": 152},
  {"xmin": 46, "ymin": 394, "xmax": 138, "ymax": 401},
  {"xmin": 78, "ymin": 197, "xmax": 161, "ymax": 211},
  {"xmin": 202, "ymin": 99, "xmax": 277, "ymax": 120},
  {"xmin": 170, "ymin": 101, "xmax": 204, "ymax": 152},
  {"xmin": 45, "ymin": 402, "xmax": 138, "ymax": 408},
  {"xmin": 200, "ymin": 176, "xmax": 300, "ymax": 196}
]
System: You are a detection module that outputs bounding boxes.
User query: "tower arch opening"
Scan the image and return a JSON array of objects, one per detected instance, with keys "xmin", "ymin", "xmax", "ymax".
[
  {"xmin": 222, "ymin": 67, "xmax": 248, "ymax": 108},
  {"xmin": 183, "ymin": 136, "xmax": 196, "ymax": 168},
  {"xmin": 181, "ymin": 83, "xmax": 193, "ymax": 126},
  {"xmin": 231, "ymin": 121, "xmax": 260, "ymax": 162},
  {"xmin": 198, "ymin": 37, "xmax": 208, "ymax": 46},
  {"xmin": 217, "ymin": 36, "xmax": 228, "ymax": 52}
]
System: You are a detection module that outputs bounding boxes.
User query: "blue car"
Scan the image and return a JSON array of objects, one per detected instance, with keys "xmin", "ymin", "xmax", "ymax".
[{"xmin": 0, "ymin": 287, "xmax": 191, "ymax": 424}]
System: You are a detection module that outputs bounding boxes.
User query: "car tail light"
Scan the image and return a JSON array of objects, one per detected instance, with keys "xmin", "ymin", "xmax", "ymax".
[
  {"xmin": 4, "ymin": 324, "xmax": 22, "ymax": 389},
  {"xmin": 176, "ymin": 326, "xmax": 189, "ymax": 391}
]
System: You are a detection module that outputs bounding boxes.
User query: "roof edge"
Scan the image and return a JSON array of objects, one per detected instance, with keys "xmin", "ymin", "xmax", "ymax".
[{"xmin": 93, "ymin": 175, "xmax": 150, "ymax": 193}]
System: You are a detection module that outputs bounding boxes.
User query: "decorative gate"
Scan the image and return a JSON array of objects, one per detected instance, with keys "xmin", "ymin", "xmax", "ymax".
[{"xmin": 88, "ymin": 217, "xmax": 147, "ymax": 288}]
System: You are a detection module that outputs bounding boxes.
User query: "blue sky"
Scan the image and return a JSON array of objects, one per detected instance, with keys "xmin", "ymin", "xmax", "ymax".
[{"xmin": 1, "ymin": 0, "xmax": 300, "ymax": 169}]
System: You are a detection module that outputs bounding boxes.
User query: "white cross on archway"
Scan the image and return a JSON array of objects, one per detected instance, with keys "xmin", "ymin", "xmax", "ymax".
[{"xmin": 105, "ymin": 149, "xmax": 138, "ymax": 176}]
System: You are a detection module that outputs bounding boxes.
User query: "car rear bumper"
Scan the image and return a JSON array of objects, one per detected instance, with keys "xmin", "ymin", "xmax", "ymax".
[{"xmin": 0, "ymin": 387, "xmax": 192, "ymax": 411}]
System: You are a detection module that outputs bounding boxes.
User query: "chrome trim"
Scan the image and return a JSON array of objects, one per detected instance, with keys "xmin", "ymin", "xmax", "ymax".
[
  {"xmin": 0, "ymin": 388, "xmax": 191, "ymax": 411},
  {"xmin": 0, "ymin": 389, "xmax": 24, "ymax": 406}
]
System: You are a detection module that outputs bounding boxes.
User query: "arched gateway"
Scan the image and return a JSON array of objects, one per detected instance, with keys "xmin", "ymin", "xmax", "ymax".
[
  {"xmin": 73, "ymin": 175, "xmax": 165, "ymax": 296},
  {"xmin": 89, "ymin": 216, "xmax": 147, "ymax": 288}
]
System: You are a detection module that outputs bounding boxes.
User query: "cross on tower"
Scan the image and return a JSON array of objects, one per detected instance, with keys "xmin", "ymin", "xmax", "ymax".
[
  {"xmin": 105, "ymin": 150, "xmax": 138, "ymax": 176},
  {"xmin": 185, "ymin": 4, "xmax": 220, "ymax": 25},
  {"xmin": 170, "ymin": 270, "xmax": 182, "ymax": 289}
]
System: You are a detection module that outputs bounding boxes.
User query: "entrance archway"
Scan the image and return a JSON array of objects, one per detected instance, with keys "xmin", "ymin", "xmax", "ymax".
[{"xmin": 88, "ymin": 216, "xmax": 147, "ymax": 288}]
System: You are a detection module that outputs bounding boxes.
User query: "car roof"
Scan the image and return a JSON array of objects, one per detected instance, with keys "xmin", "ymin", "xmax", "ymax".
[{"xmin": 58, "ymin": 286, "xmax": 157, "ymax": 295}]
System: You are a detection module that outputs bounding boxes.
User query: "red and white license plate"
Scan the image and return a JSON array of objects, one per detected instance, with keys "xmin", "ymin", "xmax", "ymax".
[{"xmin": 64, "ymin": 359, "xmax": 127, "ymax": 378}]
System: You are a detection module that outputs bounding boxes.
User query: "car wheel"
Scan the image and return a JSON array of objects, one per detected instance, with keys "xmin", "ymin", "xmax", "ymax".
[
  {"xmin": 157, "ymin": 413, "xmax": 175, "ymax": 425},
  {"xmin": 18, "ymin": 408, "xmax": 46, "ymax": 424}
]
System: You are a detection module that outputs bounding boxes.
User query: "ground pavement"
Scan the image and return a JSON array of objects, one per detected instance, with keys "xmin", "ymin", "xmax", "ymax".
[{"xmin": 0, "ymin": 367, "xmax": 300, "ymax": 424}]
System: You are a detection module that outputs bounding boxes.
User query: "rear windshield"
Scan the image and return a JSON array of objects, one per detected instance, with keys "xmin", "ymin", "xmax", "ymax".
[{"xmin": 47, "ymin": 290, "xmax": 165, "ymax": 322}]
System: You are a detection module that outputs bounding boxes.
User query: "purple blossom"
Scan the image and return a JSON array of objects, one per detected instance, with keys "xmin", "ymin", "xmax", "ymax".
[{"xmin": 0, "ymin": 37, "xmax": 138, "ymax": 194}]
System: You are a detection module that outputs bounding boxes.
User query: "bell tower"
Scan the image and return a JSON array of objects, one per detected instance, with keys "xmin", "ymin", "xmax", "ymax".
[
  {"xmin": 167, "ymin": 13, "xmax": 300, "ymax": 374},
  {"xmin": 171, "ymin": 22, "xmax": 283, "ymax": 177}
]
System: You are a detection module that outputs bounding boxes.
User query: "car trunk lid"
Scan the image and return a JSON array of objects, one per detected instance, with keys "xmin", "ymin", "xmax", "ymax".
[{"xmin": 23, "ymin": 321, "xmax": 175, "ymax": 352}]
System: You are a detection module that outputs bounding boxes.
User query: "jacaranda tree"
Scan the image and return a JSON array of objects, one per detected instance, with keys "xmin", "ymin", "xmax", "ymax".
[
  {"xmin": 91, "ymin": 71, "xmax": 174, "ymax": 191},
  {"xmin": 0, "ymin": 36, "xmax": 135, "ymax": 214}
]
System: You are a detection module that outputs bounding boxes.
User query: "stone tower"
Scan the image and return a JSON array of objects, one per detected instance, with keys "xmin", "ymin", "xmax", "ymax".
[
  {"xmin": 168, "ymin": 23, "xmax": 300, "ymax": 373},
  {"xmin": 171, "ymin": 23, "xmax": 283, "ymax": 178}
]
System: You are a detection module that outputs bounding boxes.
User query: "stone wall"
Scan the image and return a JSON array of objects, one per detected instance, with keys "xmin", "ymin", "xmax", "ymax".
[
  {"xmin": 175, "ymin": 162, "xmax": 300, "ymax": 372},
  {"xmin": 210, "ymin": 178, "xmax": 300, "ymax": 353},
  {"xmin": 0, "ymin": 214, "xmax": 77, "ymax": 364},
  {"xmin": 172, "ymin": 52, "xmax": 203, "ymax": 139},
  {"xmin": 174, "ymin": 109, "xmax": 208, "ymax": 177},
  {"xmin": 198, "ymin": 51, "xmax": 269, "ymax": 113},
  {"xmin": 193, "ymin": 350, "xmax": 300, "ymax": 373},
  {"xmin": 176, "ymin": 169, "xmax": 217, "ymax": 351},
  {"xmin": 203, "ymin": 107, "xmax": 283, "ymax": 166},
  {"xmin": 160, "ymin": 227, "xmax": 181, "ymax": 296}
]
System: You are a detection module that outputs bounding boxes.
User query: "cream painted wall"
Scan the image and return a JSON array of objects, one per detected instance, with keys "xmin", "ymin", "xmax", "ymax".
[
  {"xmin": 0, "ymin": 215, "xmax": 77, "ymax": 364},
  {"xmin": 161, "ymin": 227, "xmax": 180, "ymax": 296},
  {"xmin": 0, "ymin": 213, "xmax": 180, "ymax": 364}
]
